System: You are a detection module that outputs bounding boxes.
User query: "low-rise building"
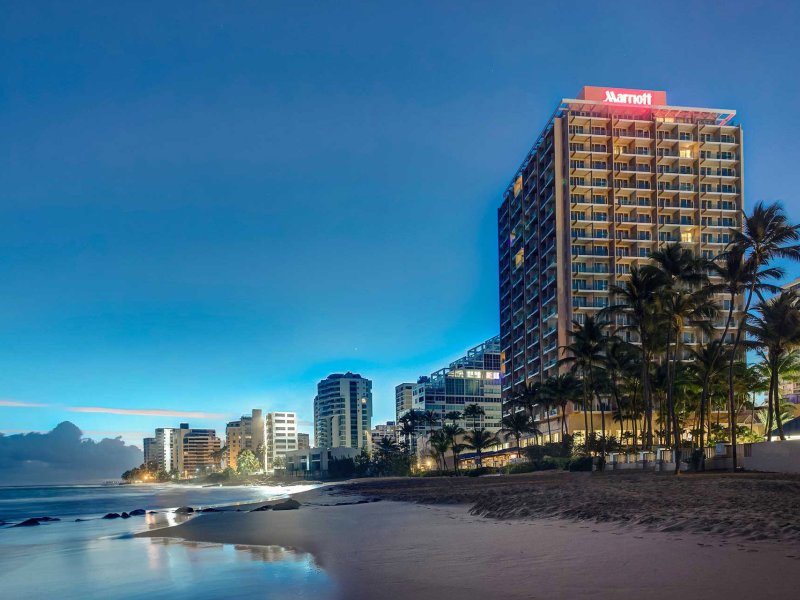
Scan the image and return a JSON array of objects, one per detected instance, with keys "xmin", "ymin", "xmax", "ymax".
[
  {"xmin": 297, "ymin": 432, "xmax": 310, "ymax": 450},
  {"xmin": 284, "ymin": 446, "xmax": 361, "ymax": 478},
  {"xmin": 370, "ymin": 421, "xmax": 397, "ymax": 449}
]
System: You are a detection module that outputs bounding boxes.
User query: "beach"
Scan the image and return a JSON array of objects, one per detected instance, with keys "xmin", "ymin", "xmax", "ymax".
[{"xmin": 137, "ymin": 471, "xmax": 800, "ymax": 599}]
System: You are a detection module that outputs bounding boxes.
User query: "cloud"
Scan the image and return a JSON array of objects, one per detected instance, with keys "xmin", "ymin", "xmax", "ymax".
[
  {"xmin": 1, "ymin": 400, "xmax": 226, "ymax": 420},
  {"xmin": 0, "ymin": 422, "xmax": 143, "ymax": 485},
  {"xmin": 0, "ymin": 399, "xmax": 49, "ymax": 407},
  {"xmin": 66, "ymin": 406, "xmax": 226, "ymax": 419}
]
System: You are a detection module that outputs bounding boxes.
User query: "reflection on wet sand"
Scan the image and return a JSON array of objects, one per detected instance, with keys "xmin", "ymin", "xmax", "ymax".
[{"xmin": 148, "ymin": 537, "xmax": 317, "ymax": 566}]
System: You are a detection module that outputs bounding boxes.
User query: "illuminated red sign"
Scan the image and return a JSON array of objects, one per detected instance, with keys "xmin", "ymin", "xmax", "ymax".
[{"xmin": 579, "ymin": 86, "xmax": 667, "ymax": 106}]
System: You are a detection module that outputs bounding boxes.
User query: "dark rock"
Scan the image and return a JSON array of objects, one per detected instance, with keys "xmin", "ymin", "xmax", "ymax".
[
  {"xmin": 147, "ymin": 511, "xmax": 158, "ymax": 514},
  {"xmin": 175, "ymin": 506, "xmax": 194, "ymax": 514},
  {"xmin": 199, "ymin": 507, "xmax": 221, "ymax": 513},
  {"xmin": 120, "ymin": 512, "xmax": 130, "ymax": 519},
  {"xmin": 102, "ymin": 513, "xmax": 121, "ymax": 519},
  {"xmin": 271, "ymin": 499, "xmax": 301, "ymax": 511},
  {"xmin": 129, "ymin": 509, "xmax": 146, "ymax": 516},
  {"xmin": 250, "ymin": 504, "xmax": 272, "ymax": 512},
  {"xmin": 36, "ymin": 516, "xmax": 61, "ymax": 522},
  {"xmin": 75, "ymin": 518, "xmax": 89, "ymax": 522},
  {"xmin": 13, "ymin": 518, "xmax": 42, "ymax": 527}
]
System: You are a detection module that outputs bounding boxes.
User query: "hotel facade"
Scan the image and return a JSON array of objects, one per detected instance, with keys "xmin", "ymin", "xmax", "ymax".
[{"xmin": 498, "ymin": 86, "xmax": 744, "ymax": 431}]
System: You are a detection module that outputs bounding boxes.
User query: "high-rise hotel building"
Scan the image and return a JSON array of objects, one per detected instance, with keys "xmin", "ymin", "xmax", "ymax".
[{"xmin": 498, "ymin": 86, "xmax": 743, "ymax": 406}]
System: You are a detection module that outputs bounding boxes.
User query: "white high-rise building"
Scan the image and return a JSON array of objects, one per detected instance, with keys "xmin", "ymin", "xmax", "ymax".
[
  {"xmin": 265, "ymin": 412, "xmax": 298, "ymax": 471},
  {"xmin": 314, "ymin": 372, "xmax": 372, "ymax": 450}
]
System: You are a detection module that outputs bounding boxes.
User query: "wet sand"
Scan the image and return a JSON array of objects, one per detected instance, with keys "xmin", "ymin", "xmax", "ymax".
[{"xmin": 138, "ymin": 472, "xmax": 800, "ymax": 599}]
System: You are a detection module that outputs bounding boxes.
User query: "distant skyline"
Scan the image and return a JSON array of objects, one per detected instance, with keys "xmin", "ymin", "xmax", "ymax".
[{"xmin": 2, "ymin": 1, "xmax": 799, "ymax": 448}]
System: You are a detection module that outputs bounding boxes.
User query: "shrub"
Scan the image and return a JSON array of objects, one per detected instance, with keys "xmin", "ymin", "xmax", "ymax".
[
  {"xmin": 465, "ymin": 467, "xmax": 497, "ymax": 477},
  {"xmin": 567, "ymin": 456, "xmax": 593, "ymax": 471},
  {"xmin": 507, "ymin": 462, "xmax": 537, "ymax": 474}
]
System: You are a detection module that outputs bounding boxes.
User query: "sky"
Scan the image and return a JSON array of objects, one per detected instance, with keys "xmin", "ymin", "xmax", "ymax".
[{"xmin": 2, "ymin": 1, "xmax": 799, "ymax": 449}]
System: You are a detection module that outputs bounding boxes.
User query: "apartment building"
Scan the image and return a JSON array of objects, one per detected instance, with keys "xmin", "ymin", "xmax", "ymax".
[
  {"xmin": 395, "ymin": 383, "xmax": 415, "ymax": 423},
  {"xmin": 370, "ymin": 420, "xmax": 398, "ymax": 448},
  {"xmin": 153, "ymin": 427, "xmax": 179, "ymax": 473},
  {"xmin": 498, "ymin": 86, "xmax": 744, "ymax": 425},
  {"xmin": 176, "ymin": 424, "xmax": 221, "ymax": 477},
  {"xmin": 225, "ymin": 409, "xmax": 266, "ymax": 470},
  {"xmin": 142, "ymin": 437, "xmax": 156, "ymax": 465},
  {"xmin": 265, "ymin": 411, "xmax": 298, "ymax": 470},
  {"xmin": 314, "ymin": 372, "xmax": 373, "ymax": 450},
  {"xmin": 297, "ymin": 432, "xmax": 310, "ymax": 450}
]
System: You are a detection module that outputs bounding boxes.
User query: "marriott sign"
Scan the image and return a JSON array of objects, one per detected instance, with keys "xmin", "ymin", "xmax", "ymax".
[{"xmin": 579, "ymin": 86, "xmax": 667, "ymax": 107}]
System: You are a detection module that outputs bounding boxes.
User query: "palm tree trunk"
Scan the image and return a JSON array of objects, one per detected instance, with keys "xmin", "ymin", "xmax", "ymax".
[
  {"xmin": 728, "ymin": 286, "xmax": 756, "ymax": 470},
  {"xmin": 641, "ymin": 333, "xmax": 653, "ymax": 450},
  {"xmin": 773, "ymin": 362, "xmax": 786, "ymax": 440},
  {"xmin": 766, "ymin": 366, "xmax": 775, "ymax": 441}
]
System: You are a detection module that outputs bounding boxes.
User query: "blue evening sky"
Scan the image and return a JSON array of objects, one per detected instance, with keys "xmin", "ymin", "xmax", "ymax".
[{"xmin": 2, "ymin": 1, "xmax": 798, "ymax": 447}]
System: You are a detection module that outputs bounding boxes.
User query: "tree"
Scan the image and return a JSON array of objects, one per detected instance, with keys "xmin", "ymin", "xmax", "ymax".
[
  {"xmin": 236, "ymin": 449, "xmax": 260, "ymax": 475},
  {"xmin": 500, "ymin": 411, "xmax": 539, "ymax": 452},
  {"xmin": 444, "ymin": 410, "xmax": 463, "ymax": 426},
  {"xmin": 428, "ymin": 430, "xmax": 451, "ymax": 471},
  {"xmin": 727, "ymin": 202, "xmax": 800, "ymax": 467},
  {"xmin": 561, "ymin": 316, "xmax": 609, "ymax": 458},
  {"xmin": 463, "ymin": 428, "xmax": 498, "ymax": 468},
  {"xmin": 746, "ymin": 292, "xmax": 800, "ymax": 441},
  {"xmin": 605, "ymin": 267, "xmax": 663, "ymax": 449},
  {"xmin": 463, "ymin": 404, "xmax": 485, "ymax": 429},
  {"xmin": 255, "ymin": 442, "xmax": 267, "ymax": 470},
  {"xmin": 441, "ymin": 423, "xmax": 465, "ymax": 473},
  {"xmin": 541, "ymin": 372, "xmax": 582, "ymax": 437}
]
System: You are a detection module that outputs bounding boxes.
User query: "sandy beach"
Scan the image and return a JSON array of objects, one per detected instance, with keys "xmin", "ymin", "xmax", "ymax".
[{"xmin": 138, "ymin": 472, "xmax": 800, "ymax": 599}]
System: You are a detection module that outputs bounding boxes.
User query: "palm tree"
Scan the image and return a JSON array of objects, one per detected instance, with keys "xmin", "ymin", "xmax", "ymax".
[
  {"xmin": 398, "ymin": 409, "xmax": 422, "ymax": 454},
  {"xmin": 444, "ymin": 410, "xmax": 462, "ymax": 426},
  {"xmin": 688, "ymin": 340, "xmax": 731, "ymax": 459},
  {"xmin": 602, "ymin": 337, "xmax": 636, "ymax": 451},
  {"xmin": 428, "ymin": 430, "xmax": 451, "ymax": 471},
  {"xmin": 463, "ymin": 428, "xmax": 498, "ymax": 468},
  {"xmin": 606, "ymin": 266, "xmax": 663, "ymax": 449},
  {"xmin": 421, "ymin": 410, "xmax": 440, "ymax": 435},
  {"xmin": 657, "ymin": 286, "xmax": 717, "ymax": 473},
  {"xmin": 706, "ymin": 247, "xmax": 778, "ymax": 464},
  {"xmin": 463, "ymin": 403, "xmax": 485, "ymax": 429},
  {"xmin": 441, "ymin": 423, "xmax": 465, "ymax": 473},
  {"xmin": 726, "ymin": 202, "xmax": 800, "ymax": 467},
  {"xmin": 542, "ymin": 372, "xmax": 582, "ymax": 437},
  {"xmin": 560, "ymin": 315, "xmax": 608, "ymax": 458},
  {"xmin": 500, "ymin": 411, "xmax": 539, "ymax": 452},
  {"xmin": 746, "ymin": 292, "xmax": 800, "ymax": 441}
]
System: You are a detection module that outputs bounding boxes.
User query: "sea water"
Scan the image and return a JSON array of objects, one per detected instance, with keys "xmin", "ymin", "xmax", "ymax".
[{"xmin": 0, "ymin": 484, "xmax": 336, "ymax": 599}]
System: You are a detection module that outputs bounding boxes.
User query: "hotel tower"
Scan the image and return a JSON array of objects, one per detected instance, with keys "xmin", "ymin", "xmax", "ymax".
[{"xmin": 498, "ymin": 86, "xmax": 743, "ymax": 418}]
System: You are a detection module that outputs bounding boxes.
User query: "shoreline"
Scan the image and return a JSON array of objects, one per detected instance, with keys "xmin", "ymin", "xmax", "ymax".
[{"xmin": 136, "ymin": 472, "xmax": 800, "ymax": 599}]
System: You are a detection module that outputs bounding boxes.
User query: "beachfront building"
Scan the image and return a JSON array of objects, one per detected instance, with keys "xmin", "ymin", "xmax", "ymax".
[
  {"xmin": 498, "ymin": 85, "xmax": 745, "ymax": 441},
  {"xmin": 370, "ymin": 421, "xmax": 398, "ymax": 449},
  {"xmin": 142, "ymin": 437, "xmax": 156, "ymax": 465},
  {"xmin": 297, "ymin": 432, "xmax": 310, "ymax": 450},
  {"xmin": 314, "ymin": 372, "xmax": 373, "ymax": 450},
  {"xmin": 409, "ymin": 336, "xmax": 502, "ymax": 442},
  {"xmin": 284, "ymin": 446, "xmax": 361, "ymax": 479},
  {"xmin": 175, "ymin": 423, "xmax": 221, "ymax": 477},
  {"xmin": 152, "ymin": 427, "xmax": 179, "ymax": 473},
  {"xmin": 395, "ymin": 383, "xmax": 414, "ymax": 423},
  {"xmin": 265, "ymin": 411, "xmax": 298, "ymax": 471},
  {"xmin": 225, "ymin": 409, "xmax": 266, "ymax": 471}
]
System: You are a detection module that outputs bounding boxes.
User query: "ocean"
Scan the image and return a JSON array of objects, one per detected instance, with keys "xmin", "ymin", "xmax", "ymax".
[{"xmin": 0, "ymin": 483, "xmax": 336, "ymax": 599}]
